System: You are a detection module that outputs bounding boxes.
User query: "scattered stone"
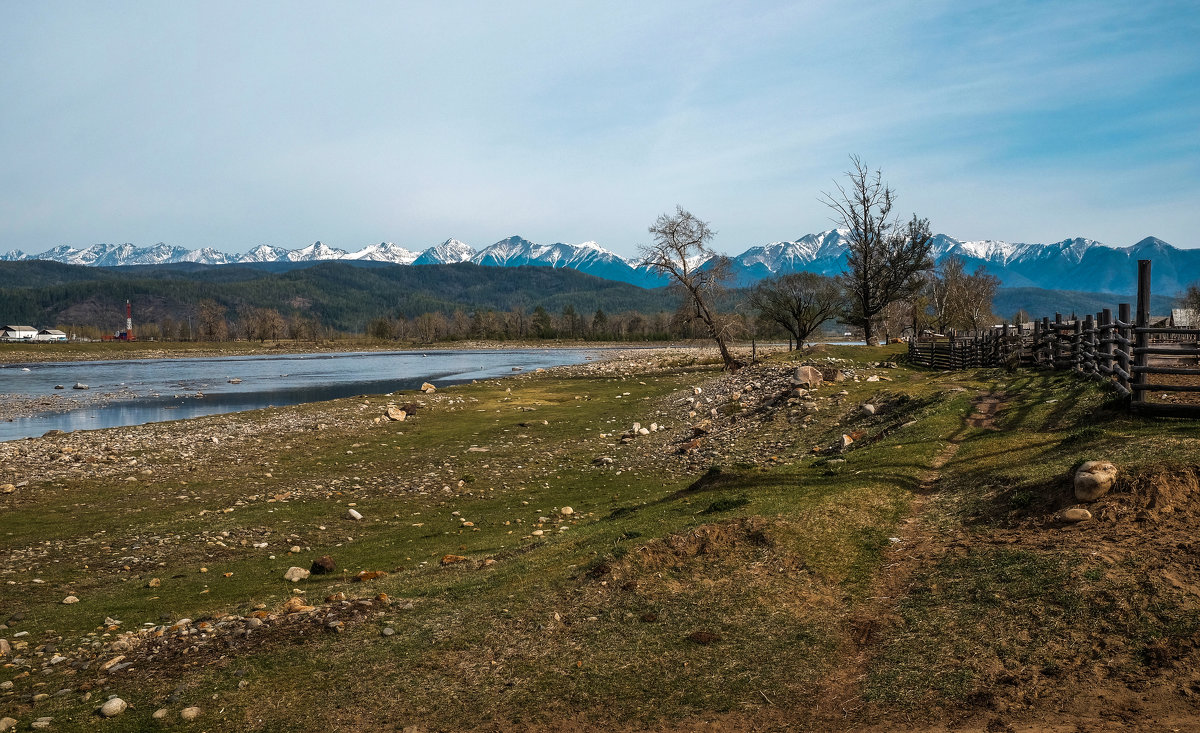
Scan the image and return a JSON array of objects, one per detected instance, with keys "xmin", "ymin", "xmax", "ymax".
[
  {"xmin": 73, "ymin": 383, "xmax": 89, "ymax": 390},
  {"xmin": 440, "ymin": 554, "xmax": 468, "ymax": 565},
  {"xmin": 560, "ymin": 506, "xmax": 574, "ymax": 516},
  {"xmin": 0, "ymin": 718, "xmax": 15, "ymax": 732},
  {"xmin": 283, "ymin": 567, "xmax": 310, "ymax": 583},
  {"xmin": 691, "ymin": 419, "xmax": 712, "ymax": 436},
  {"xmin": 420, "ymin": 382, "xmax": 436, "ymax": 394},
  {"xmin": 792, "ymin": 366, "xmax": 823, "ymax": 388},
  {"xmin": 31, "ymin": 720, "xmax": 52, "ymax": 730},
  {"xmin": 100, "ymin": 655, "xmax": 126, "ymax": 671},
  {"xmin": 62, "ymin": 595, "xmax": 79, "ymax": 604},
  {"xmin": 346, "ymin": 508, "xmax": 363, "ymax": 521},
  {"xmin": 1059, "ymin": 507, "xmax": 1093, "ymax": 523},
  {"xmin": 153, "ymin": 709, "xmax": 168, "ymax": 720},
  {"xmin": 281, "ymin": 597, "xmax": 314, "ymax": 614},
  {"xmin": 861, "ymin": 404, "xmax": 876, "ymax": 416},
  {"xmin": 146, "ymin": 577, "xmax": 161, "ymax": 588},
  {"xmin": 353, "ymin": 570, "xmax": 387, "ymax": 581},
  {"xmin": 310, "ymin": 555, "xmax": 336, "ymax": 575},
  {"xmin": 181, "ymin": 706, "xmax": 201, "ymax": 722},
  {"xmin": 1074, "ymin": 461, "xmax": 1118, "ymax": 501},
  {"xmin": 290, "ymin": 545, "xmax": 301, "ymax": 553},
  {"xmin": 99, "ymin": 697, "xmax": 127, "ymax": 717},
  {"xmin": 0, "ymin": 639, "xmax": 9, "ymax": 656},
  {"xmin": 840, "ymin": 434, "xmax": 854, "ymax": 450},
  {"xmin": 386, "ymin": 406, "xmax": 407, "ymax": 421},
  {"xmin": 0, "ymin": 484, "xmax": 14, "ymax": 494},
  {"xmin": 381, "ymin": 627, "xmax": 395, "ymax": 636}
]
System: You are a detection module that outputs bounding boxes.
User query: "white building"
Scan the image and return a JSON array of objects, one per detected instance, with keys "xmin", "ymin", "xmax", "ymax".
[
  {"xmin": 1, "ymin": 325, "xmax": 37, "ymax": 341},
  {"xmin": 35, "ymin": 329, "xmax": 68, "ymax": 342}
]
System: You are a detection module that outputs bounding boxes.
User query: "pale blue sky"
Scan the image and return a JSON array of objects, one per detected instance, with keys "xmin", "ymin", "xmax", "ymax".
[{"xmin": 1, "ymin": 0, "xmax": 1197, "ymax": 256}]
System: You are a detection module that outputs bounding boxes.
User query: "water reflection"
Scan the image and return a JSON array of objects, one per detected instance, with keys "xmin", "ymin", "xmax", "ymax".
[{"xmin": 0, "ymin": 349, "xmax": 592, "ymax": 441}]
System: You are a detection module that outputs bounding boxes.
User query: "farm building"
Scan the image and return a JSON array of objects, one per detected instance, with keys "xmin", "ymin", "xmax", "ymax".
[
  {"xmin": 36, "ymin": 329, "xmax": 68, "ymax": 342},
  {"xmin": 1, "ymin": 325, "xmax": 37, "ymax": 341}
]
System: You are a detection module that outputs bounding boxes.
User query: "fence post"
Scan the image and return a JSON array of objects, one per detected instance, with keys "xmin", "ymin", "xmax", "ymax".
[
  {"xmin": 1083, "ymin": 314, "xmax": 1096, "ymax": 374},
  {"xmin": 1118, "ymin": 302, "xmax": 1132, "ymax": 398},
  {"xmin": 1133, "ymin": 259, "xmax": 1151, "ymax": 406},
  {"xmin": 1054, "ymin": 313, "xmax": 1064, "ymax": 370},
  {"xmin": 1100, "ymin": 308, "xmax": 1113, "ymax": 379},
  {"xmin": 1080, "ymin": 319, "xmax": 1089, "ymax": 371}
]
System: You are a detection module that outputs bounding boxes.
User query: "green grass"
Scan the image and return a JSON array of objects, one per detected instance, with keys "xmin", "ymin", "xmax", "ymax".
[{"xmin": 5, "ymin": 347, "xmax": 1200, "ymax": 730}]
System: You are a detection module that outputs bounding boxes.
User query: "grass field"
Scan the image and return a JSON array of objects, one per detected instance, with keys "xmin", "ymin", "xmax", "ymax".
[{"xmin": 2, "ymin": 345, "xmax": 1199, "ymax": 731}]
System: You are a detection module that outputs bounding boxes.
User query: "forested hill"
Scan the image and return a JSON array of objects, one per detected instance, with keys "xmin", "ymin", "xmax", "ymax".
[{"xmin": 0, "ymin": 260, "xmax": 678, "ymax": 333}]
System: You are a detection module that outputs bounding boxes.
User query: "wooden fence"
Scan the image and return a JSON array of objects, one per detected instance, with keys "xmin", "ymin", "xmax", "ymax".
[{"xmin": 907, "ymin": 260, "xmax": 1200, "ymax": 418}]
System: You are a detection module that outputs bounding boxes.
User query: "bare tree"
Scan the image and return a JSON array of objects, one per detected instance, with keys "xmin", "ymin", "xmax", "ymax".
[
  {"xmin": 925, "ymin": 255, "xmax": 999, "ymax": 332},
  {"xmin": 639, "ymin": 206, "xmax": 741, "ymax": 370},
  {"xmin": 822, "ymin": 156, "xmax": 933, "ymax": 345},
  {"xmin": 748, "ymin": 272, "xmax": 842, "ymax": 349},
  {"xmin": 197, "ymin": 300, "xmax": 228, "ymax": 342},
  {"xmin": 1184, "ymin": 283, "xmax": 1200, "ymax": 313}
]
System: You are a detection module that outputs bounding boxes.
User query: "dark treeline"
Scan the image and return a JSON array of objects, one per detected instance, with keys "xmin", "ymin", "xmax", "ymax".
[{"xmin": 0, "ymin": 259, "xmax": 807, "ymax": 344}]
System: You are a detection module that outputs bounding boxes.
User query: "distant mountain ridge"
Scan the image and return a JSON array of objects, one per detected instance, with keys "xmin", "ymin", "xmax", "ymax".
[{"xmin": 3, "ymin": 230, "xmax": 1194, "ymax": 294}]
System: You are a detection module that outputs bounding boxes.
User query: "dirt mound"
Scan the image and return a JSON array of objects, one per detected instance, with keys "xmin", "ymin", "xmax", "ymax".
[
  {"xmin": 1097, "ymin": 463, "xmax": 1200, "ymax": 521},
  {"xmin": 630, "ymin": 517, "xmax": 774, "ymax": 572}
]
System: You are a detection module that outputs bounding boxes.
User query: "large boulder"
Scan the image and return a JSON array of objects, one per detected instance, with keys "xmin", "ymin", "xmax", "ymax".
[
  {"xmin": 793, "ymin": 366, "xmax": 823, "ymax": 389},
  {"xmin": 1074, "ymin": 461, "xmax": 1118, "ymax": 501}
]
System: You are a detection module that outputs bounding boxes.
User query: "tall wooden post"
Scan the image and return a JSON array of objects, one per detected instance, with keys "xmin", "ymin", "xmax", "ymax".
[
  {"xmin": 1083, "ymin": 314, "xmax": 1095, "ymax": 373},
  {"xmin": 1100, "ymin": 308, "xmax": 1113, "ymax": 378},
  {"xmin": 1118, "ymin": 302, "xmax": 1132, "ymax": 398},
  {"xmin": 1080, "ymin": 319, "xmax": 1089, "ymax": 371},
  {"xmin": 1133, "ymin": 259, "xmax": 1151, "ymax": 405}
]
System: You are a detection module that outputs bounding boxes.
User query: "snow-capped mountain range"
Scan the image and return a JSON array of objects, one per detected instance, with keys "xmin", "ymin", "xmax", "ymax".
[{"xmin": 2, "ymin": 231, "xmax": 1195, "ymax": 294}]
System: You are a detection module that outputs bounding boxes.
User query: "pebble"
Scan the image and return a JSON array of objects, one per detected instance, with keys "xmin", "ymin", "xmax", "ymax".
[
  {"xmin": 181, "ymin": 706, "xmax": 201, "ymax": 721},
  {"xmin": 153, "ymin": 709, "xmax": 168, "ymax": 720},
  {"xmin": 62, "ymin": 595, "xmax": 79, "ymax": 604},
  {"xmin": 0, "ymin": 718, "xmax": 15, "ymax": 732},
  {"xmin": 560, "ymin": 506, "xmax": 574, "ymax": 515},
  {"xmin": 283, "ymin": 567, "xmax": 310, "ymax": 582},
  {"xmin": 347, "ymin": 508, "xmax": 363, "ymax": 521},
  {"xmin": 382, "ymin": 627, "xmax": 396, "ymax": 636},
  {"xmin": 99, "ymin": 697, "xmax": 128, "ymax": 717},
  {"xmin": 1059, "ymin": 507, "xmax": 1093, "ymax": 523}
]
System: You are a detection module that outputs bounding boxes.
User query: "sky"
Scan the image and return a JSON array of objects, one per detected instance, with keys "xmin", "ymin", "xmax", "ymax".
[{"xmin": 1, "ymin": 0, "xmax": 1198, "ymax": 258}]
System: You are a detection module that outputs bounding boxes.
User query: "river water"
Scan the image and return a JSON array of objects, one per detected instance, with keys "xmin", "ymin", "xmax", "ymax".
[{"xmin": 0, "ymin": 348, "xmax": 594, "ymax": 442}]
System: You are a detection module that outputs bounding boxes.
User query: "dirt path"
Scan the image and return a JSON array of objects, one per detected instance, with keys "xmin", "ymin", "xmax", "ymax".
[{"xmin": 813, "ymin": 390, "xmax": 1003, "ymax": 728}]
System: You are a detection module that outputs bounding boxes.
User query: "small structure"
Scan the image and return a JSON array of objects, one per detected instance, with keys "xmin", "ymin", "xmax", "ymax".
[
  {"xmin": 36, "ymin": 329, "xmax": 68, "ymax": 342},
  {"xmin": 1, "ymin": 325, "xmax": 37, "ymax": 341},
  {"xmin": 1172, "ymin": 308, "xmax": 1198, "ymax": 328}
]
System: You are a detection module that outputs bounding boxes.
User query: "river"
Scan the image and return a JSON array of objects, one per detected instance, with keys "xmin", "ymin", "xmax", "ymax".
[{"xmin": 0, "ymin": 348, "xmax": 595, "ymax": 442}]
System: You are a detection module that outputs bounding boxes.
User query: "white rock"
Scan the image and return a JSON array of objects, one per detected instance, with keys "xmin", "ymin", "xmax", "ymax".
[
  {"xmin": 153, "ymin": 709, "xmax": 169, "ymax": 720},
  {"xmin": 0, "ymin": 717, "xmax": 16, "ymax": 731},
  {"xmin": 347, "ymin": 508, "xmax": 363, "ymax": 521},
  {"xmin": 1059, "ymin": 507, "xmax": 1092, "ymax": 523},
  {"xmin": 62, "ymin": 595, "xmax": 79, "ymax": 604},
  {"xmin": 283, "ymin": 567, "xmax": 310, "ymax": 582},
  {"xmin": 1074, "ymin": 461, "xmax": 1118, "ymax": 502},
  {"xmin": 181, "ymin": 706, "xmax": 201, "ymax": 721},
  {"xmin": 561, "ymin": 506, "xmax": 574, "ymax": 515},
  {"xmin": 99, "ymin": 697, "xmax": 128, "ymax": 717},
  {"xmin": 861, "ymin": 404, "xmax": 876, "ymax": 415}
]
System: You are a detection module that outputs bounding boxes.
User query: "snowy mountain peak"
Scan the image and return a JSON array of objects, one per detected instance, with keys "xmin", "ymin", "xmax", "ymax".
[
  {"xmin": 284, "ymin": 241, "xmax": 348, "ymax": 262},
  {"xmin": 345, "ymin": 242, "xmax": 419, "ymax": 264},
  {"xmin": 239, "ymin": 244, "xmax": 288, "ymax": 263},
  {"xmin": 412, "ymin": 239, "xmax": 476, "ymax": 265}
]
